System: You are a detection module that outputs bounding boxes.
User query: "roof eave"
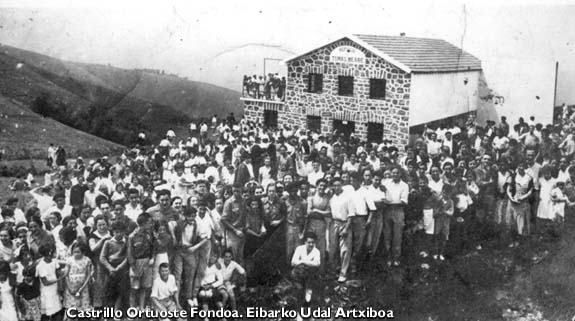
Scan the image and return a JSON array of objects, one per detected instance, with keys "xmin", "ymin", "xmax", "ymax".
[
  {"xmin": 282, "ymin": 36, "xmax": 350, "ymax": 64},
  {"xmin": 282, "ymin": 34, "xmax": 412, "ymax": 73},
  {"xmin": 411, "ymin": 67, "xmax": 483, "ymax": 74},
  {"xmin": 348, "ymin": 34, "xmax": 411, "ymax": 73}
]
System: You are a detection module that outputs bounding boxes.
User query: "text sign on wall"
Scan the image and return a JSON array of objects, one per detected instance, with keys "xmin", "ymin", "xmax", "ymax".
[{"xmin": 330, "ymin": 46, "xmax": 366, "ymax": 64}]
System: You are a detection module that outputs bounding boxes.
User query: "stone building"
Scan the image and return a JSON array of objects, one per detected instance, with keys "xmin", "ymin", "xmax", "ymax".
[{"xmin": 242, "ymin": 34, "xmax": 482, "ymax": 149}]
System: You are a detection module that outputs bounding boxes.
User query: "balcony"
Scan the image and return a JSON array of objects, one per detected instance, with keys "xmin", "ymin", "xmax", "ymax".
[{"xmin": 241, "ymin": 74, "xmax": 286, "ymax": 102}]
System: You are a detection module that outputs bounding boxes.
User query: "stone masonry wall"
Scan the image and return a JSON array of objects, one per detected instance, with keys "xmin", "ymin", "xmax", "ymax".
[
  {"xmin": 285, "ymin": 38, "xmax": 411, "ymax": 148},
  {"xmin": 242, "ymin": 99, "xmax": 284, "ymax": 125}
]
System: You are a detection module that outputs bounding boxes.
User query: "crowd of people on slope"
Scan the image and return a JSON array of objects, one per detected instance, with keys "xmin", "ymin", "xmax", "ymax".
[
  {"xmin": 242, "ymin": 74, "xmax": 286, "ymax": 101},
  {"xmin": 1, "ymin": 109, "xmax": 575, "ymax": 321}
]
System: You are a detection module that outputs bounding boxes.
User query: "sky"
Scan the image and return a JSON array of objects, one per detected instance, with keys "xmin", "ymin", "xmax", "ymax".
[{"xmin": 0, "ymin": 0, "xmax": 574, "ymax": 112}]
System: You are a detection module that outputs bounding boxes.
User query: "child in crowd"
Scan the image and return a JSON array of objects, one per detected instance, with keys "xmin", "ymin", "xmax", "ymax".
[
  {"xmin": 551, "ymin": 180, "xmax": 567, "ymax": 225},
  {"xmin": 128, "ymin": 213, "xmax": 155, "ymax": 310},
  {"xmin": 100, "ymin": 221, "xmax": 129, "ymax": 314},
  {"xmin": 152, "ymin": 221, "xmax": 173, "ymax": 280},
  {"xmin": 16, "ymin": 266, "xmax": 42, "ymax": 321},
  {"xmin": 0, "ymin": 261, "xmax": 18, "ymax": 321},
  {"xmin": 150, "ymin": 263, "xmax": 181, "ymax": 321},
  {"xmin": 64, "ymin": 243, "xmax": 93, "ymax": 319},
  {"xmin": 36, "ymin": 243, "xmax": 68, "ymax": 321},
  {"xmin": 433, "ymin": 185, "xmax": 454, "ymax": 261}
]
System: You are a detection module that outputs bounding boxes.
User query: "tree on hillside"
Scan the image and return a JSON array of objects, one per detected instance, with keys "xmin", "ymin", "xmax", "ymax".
[{"xmin": 30, "ymin": 92, "xmax": 54, "ymax": 117}]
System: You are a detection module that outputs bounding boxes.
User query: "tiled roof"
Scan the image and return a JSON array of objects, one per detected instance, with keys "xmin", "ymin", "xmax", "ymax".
[{"xmin": 354, "ymin": 34, "xmax": 482, "ymax": 73}]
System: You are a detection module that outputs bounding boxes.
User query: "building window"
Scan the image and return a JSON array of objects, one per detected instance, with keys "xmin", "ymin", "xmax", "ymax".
[
  {"xmin": 367, "ymin": 122, "xmax": 384, "ymax": 143},
  {"xmin": 369, "ymin": 78, "xmax": 386, "ymax": 99},
  {"xmin": 263, "ymin": 110, "xmax": 278, "ymax": 129},
  {"xmin": 307, "ymin": 115, "xmax": 321, "ymax": 133},
  {"xmin": 307, "ymin": 74, "xmax": 323, "ymax": 93},
  {"xmin": 338, "ymin": 76, "xmax": 354, "ymax": 96}
]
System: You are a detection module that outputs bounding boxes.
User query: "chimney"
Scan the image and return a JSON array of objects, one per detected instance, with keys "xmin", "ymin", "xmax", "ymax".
[{"xmin": 400, "ymin": 32, "xmax": 406, "ymax": 37}]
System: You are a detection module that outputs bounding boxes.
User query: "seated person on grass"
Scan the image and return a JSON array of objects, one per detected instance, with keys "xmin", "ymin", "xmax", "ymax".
[
  {"xmin": 150, "ymin": 263, "xmax": 181, "ymax": 321},
  {"xmin": 217, "ymin": 247, "xmax": 246, "ymax": 310},
  {"xmin": 291, "ymin": 231, "xmax": 321, "ymax": 305}
]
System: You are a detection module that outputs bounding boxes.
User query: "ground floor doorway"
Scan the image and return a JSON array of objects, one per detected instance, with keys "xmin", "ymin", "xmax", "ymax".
[
  {"xmin": 367, "ymin": 122, "xmax": 384, "ymax": 143},
  {"xmin": 333, "ymin": 119, "xmax": 355, "ymax": 139},
  {"xmin": 263, "ymin": 110, "xmax": 278, "ymax": 128}
]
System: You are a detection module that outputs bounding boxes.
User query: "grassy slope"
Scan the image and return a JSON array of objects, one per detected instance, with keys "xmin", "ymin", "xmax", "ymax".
[
  {"xmin": 0, "ymin": 44, "xmax": 242, "ymax": 119},
  {"xmin": 0, "ymin": 95, "xmax": 124, "ymax": 159}
]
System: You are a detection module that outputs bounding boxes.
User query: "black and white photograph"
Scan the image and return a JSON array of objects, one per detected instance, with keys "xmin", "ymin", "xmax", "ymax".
[{"xmin": 0, "ymin": 0, "xmax": 574, "ymax": 320}]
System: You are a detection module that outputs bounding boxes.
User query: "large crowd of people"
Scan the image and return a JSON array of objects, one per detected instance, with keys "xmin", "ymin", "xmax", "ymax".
[{"xmin": 1, "ymin": 108, "xmax": 575, "ymax": 321}]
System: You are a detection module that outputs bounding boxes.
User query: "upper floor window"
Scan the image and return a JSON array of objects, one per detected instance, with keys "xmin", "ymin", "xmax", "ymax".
[
  {"xmin": 338, "ymin": 76, "xmax": 354, "ymax": 96},
  {"xmin": 307, "ymin": 73, "xmax": 323, "ymax": 93},
  {"xmin": 369, "ymin": 78, "xmax": 386, "ymax": 99}
]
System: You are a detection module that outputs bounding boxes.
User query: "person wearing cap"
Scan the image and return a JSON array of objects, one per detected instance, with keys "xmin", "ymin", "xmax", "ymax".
[
  {"xmin": 221, "ymin": 184, "xmax": 247, "ymax": 265},
  {"xmin": 234, "ymin": 153, "xmax": 254, "ymax": 187}
]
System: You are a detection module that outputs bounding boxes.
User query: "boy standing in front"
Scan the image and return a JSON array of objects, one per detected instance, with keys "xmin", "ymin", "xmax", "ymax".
[
  {"xmin": 100, "ymin": 221, "xmax": 130, "ymax": 314},
  {"xmin": 128, "ymin": 212, "xmax": 155, "ymax": 310}
]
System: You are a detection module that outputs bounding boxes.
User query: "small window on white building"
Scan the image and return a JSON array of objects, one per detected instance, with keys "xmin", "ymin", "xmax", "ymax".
[
  {"xmin": 369, "ymin": 78, "xmax": 386, "ymax": 99},
  {"xmin": 338, "ymin": 76, "xmax": 354, "ymax": 96},
  {"xmin": 307, "ymin": 74, "xmax": 323, "ymax": 93}
]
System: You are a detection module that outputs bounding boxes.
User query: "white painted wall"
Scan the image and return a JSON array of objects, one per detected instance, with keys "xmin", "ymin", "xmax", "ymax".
[{"xmin": 409, "ymin": 71, "xmax": 480, "ymax": 126}]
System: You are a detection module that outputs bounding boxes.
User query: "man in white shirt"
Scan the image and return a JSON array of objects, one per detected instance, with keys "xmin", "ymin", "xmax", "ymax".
[
  {"xmin": 329, "ymin": 177, "xmax": 354, "ymax": 282},
  {"xmin": 382, "ymin": 167, "xmax": 409, "ymax": 267},
  {"xmin": 218, "ymin": 248, "xmax": 246, "ymax": 310},
  {"xmin": 291, "ymin": 231, "xmax": 321, "ymax": 304},
  {"xmin": 43, "ymin": 193, "xmax": 72, "ymax": 221},
  {"xmin": 306, "ymin": 161, "xmax": 324, "ymax": 187},
  {"xmin": 365, "ymin": 171, "xmax": 388, "ymax": 257},
  {"xmin": 349, "ymin": 170, "xmax": 377, "ymax": 274}
]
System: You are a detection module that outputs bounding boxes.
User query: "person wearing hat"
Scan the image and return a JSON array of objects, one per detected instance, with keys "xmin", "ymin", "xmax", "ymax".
[
  {"xmin": 234, "ymin": 152, "xmax": 254, "ymax": 187},
  {"xmin": 221, "ymin": 184, "xmax": 247, "ymax": 265},
  {"xmin": 284, "ymin": 181, "xmax": 306, "ymax": 263}
]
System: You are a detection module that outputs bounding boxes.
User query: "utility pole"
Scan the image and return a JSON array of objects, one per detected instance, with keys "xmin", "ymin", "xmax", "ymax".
[{"xmin": 263, "ymin": 58, "xmax": 282, "ymax": 76}]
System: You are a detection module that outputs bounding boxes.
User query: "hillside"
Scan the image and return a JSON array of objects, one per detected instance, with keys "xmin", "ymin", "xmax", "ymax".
[
  {"xmin": 0, "ymin": 43, "xmax": 242, "ymax": 147},
  {"xmin": 0, "ymin": 44, "xmax": 242, "ymax": 119},
  {"xmin": 0, "ymin": 96, "xmax": 124, "ymax": 160}
]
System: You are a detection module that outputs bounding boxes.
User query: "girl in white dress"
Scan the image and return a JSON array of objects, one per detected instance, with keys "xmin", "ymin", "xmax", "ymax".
[
  {"xmin": 537, "ymin": 166, "xmax": 556, "ymax": 221},
  {"xmin": 35, "ymin": 244, "xmax": 68, "ymax": 320},
  {"xmin": 0, "ymin": 261, "xmax": 17, "ymax": 321}
]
